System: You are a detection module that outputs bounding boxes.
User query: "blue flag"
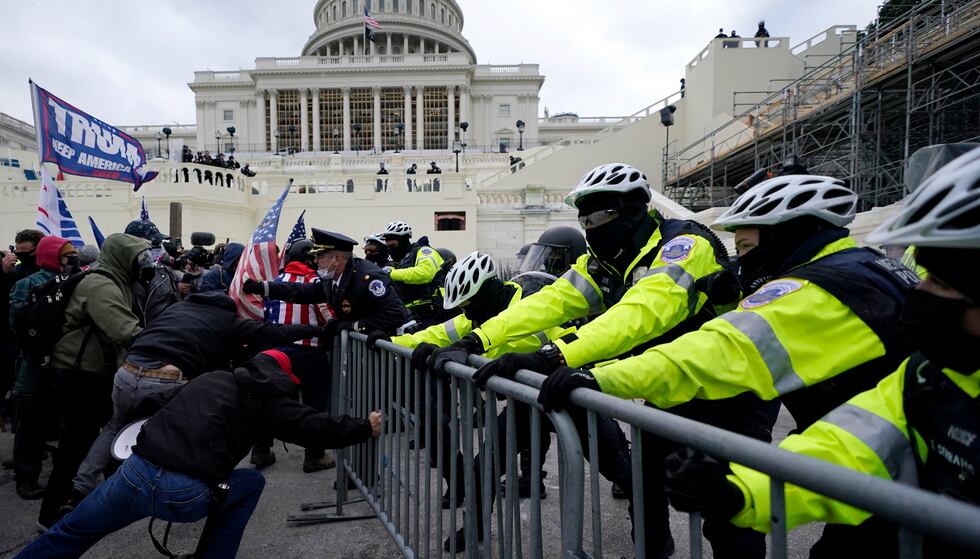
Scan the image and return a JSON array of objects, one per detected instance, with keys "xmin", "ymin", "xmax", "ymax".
[
  {"xmin": 36, "ymin": 167, "xmax": 84, "ymax": 247},
  {"xmin": 88, "ymin": 216, "xmax": 106, "ymax": 248},
  {"xmin": 140, "ymin": 197, "xmax": 150, "ymax": 222},
  {"xmin": 31, "ymin": 81, "xmax": 158, "ymax": 191}
]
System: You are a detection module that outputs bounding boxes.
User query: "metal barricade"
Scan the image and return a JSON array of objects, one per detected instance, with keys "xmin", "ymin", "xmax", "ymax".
[
  {"xmin": 305, "ymin": 331, "xmax": 980, "ymax": 559},
  {"xmin": 332, "ymin": 331, "xmax": 587, "ymax": 558}
]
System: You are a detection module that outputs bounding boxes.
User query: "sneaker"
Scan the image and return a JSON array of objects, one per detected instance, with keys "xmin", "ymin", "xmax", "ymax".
[
  {"xmin": 16, "ymin": 481, "xmax": 45, "ymax": 500},
  {"xmin": 250, "ymin": 448, "xmax": 276, "ymax": 469},
  {"xmin": 56, "ymin": 488, "xmax": 86, "ymax": 517},
  {"xmin": 443, "ymin": 525, "xmax": 483, "ymax": 553},
  {"xmin": 611, "ymin": 482, "xmax": 627, "ymax": 500},
  {"xmin": 302, "ymin": 454, "xmax": 336, "ymax": 473}
]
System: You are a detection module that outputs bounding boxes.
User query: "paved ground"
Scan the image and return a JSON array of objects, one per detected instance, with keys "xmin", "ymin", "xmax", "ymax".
[{"xmin": 0, "ymin": 405, "xmax": 821, "ymax": 558}]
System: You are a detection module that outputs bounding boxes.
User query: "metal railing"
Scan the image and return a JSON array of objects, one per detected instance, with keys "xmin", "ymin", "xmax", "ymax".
[{"xmin": 310, "ymin": 331, "xmax": 980, "ymax": 558}]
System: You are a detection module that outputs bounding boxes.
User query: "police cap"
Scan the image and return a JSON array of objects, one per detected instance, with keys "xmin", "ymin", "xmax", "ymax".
[{"xmin": 311, "ymin": 228, "xmax": 358, "ymax": 253}]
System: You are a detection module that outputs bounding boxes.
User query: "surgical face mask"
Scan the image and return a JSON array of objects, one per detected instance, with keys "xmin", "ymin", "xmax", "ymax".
[
  {"xmin": 900, "ymin": 289, "xmax": 980, "ymax": 373},
  {"xmin": 149, "ymin": 246, "xmax": 165, "ymax": 263},
  {"xmin": 317, "ymin": 267, "xmax": 335, "ymax": 280}
]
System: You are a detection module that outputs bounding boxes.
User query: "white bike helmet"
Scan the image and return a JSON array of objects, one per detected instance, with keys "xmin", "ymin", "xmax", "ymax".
[
  {"xmin": 867, "ymin": 147, "xmax": 980, "ymax": 249},
  {"xmin": 565, "ymin": 163, "xmax": 652, "ymax": 208},
  {"xmin": 443, "ymin": 251, "xmax": 496, "ymax": 310},
  {"xmin": 364, "ymin": 232, "xmax": 386, "ymax": 245},
  {"xmin": 711, "ymin": 175, "xmax": 857, "ymax": 231},
  {"xmin": 383, "ymin": 221, "xmax": 413, "ymax": 238}
]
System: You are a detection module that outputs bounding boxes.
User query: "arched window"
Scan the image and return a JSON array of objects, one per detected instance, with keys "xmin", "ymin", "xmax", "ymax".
[
  {"xmin": 430, "ymin": 3, "xmax": 435, "ymax": 20},
  {"xmin": 342, "ymin": 1, "xmax": 347, "ymax": 17},
  {"xmin": 393, "ymin": 0, "xmax": 399, "ymax": 12},
  {"xmin": 441, "ymin": 8, "xmax": 445, "ymax": 23},
  {"xmin": 418, "ymin": 0, "xmax": 423, "ymax": 16},
  {"xmin": 333, "ymin": 4, "xmax": 337, "ymax": 19},
  {"xmin": 406, "ymin": 0, "xmax": 411, "ymax": 13}
]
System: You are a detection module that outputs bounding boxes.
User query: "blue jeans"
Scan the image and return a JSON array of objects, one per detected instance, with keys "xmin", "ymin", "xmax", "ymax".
[
  {"xmin": 17, "ymin": 454, "xmax": 265, "ymax": 559},
  {"xmin": 73, "ymin": 367, "xmax": 184, "ymax": 495}
]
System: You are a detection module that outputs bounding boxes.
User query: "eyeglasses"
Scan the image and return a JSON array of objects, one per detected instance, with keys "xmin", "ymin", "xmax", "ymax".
[{"xmin": 578, "ymin": 208, "xmax": 619, "ymax": 230}]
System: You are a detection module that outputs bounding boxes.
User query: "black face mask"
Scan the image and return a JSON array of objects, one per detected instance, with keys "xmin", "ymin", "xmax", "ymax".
[
  {"xmin": 14, "ymin": 251, "xmax": 36, "ymax": 271},
  {"xmin": 900, "ymin": 289, "xmax": 980, "ymax": 373},
  {"xmin": 463, "ymin": 281, "xmax": 514, "ymax": 326},
  {"xmin": 364, "ymin": 246, "xmax": 390, "ymax": 267},
  {"xmin": 736, "ymin": 242, "xmax": 780, "ymax": 293},
  {"xmin": 64, "ymin": 255, "xmax": 80, "ymax": 274},
  {"xmin": 584, "ymin": 209, "xmax": 650, "ymax": 266}
]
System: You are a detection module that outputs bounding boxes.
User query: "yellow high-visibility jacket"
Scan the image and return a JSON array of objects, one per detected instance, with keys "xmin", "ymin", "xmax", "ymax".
[
  {"xmin": 590, "ymin": 238, "xmax": 888, "ymax": 407},
  {"xmin": 471, "ymin": 215, "xmax": 724, "ymax": 368},
  {"xmin": 392, "ymin": 283, "xmax": 572, "ymax": 358},
  {"xmin": 727, "ymin": 358, "xmax": 980, "ymax": 532},
  {"xmin": 390, "ymin": 245, "xmax": 443, "ymax": 286}
]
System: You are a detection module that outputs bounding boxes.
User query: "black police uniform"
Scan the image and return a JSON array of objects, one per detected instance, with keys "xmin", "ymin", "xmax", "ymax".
[{"xmin": 262, "ymin": 230, "xmax": 407, "ymax": 334}]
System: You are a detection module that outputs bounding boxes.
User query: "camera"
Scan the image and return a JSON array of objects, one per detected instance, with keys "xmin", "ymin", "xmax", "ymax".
[{"xmin": 177, "ymin": 232, "xmax": 216, "ymax": 269}]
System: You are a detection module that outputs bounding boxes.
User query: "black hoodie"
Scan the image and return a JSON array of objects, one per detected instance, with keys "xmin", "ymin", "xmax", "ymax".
[
  {"xmin": 133, "ymin": 355, "xmax": 372, "ymax": 484},
  {"xmin": 126, "ymin": 292, "xmax": 321, "ymax": 379}
]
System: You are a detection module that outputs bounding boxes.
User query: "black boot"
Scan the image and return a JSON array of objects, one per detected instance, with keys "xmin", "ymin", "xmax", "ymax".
[{"xmin": 443, "ymin": 524, "xmax": 484, "ymax": 554}]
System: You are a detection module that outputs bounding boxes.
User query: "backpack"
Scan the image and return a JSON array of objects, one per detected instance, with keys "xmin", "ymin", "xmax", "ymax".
[{"xmin": 16, "ymin": 269, "xmax": 119, "ymax": 362}]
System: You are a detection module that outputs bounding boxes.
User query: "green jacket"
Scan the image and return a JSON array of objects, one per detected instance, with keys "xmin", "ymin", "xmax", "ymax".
[{"xmin": 51, "ymin": 234, "xmax": 149, "ymax": 375}]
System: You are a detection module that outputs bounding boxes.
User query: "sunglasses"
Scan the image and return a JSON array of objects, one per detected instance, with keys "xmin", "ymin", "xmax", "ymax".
[{"xmin": 578, "ymin": 208, "xmax": 620, "ymax": 230}]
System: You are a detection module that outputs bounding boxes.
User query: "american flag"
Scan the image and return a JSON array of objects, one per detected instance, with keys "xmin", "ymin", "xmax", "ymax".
[
  {"xmin": 36, "ymin": 167, "xmax": 84, "ymax": 247},
  {"xmin": 364, "ymin": 6, "xmax": 383, "ymax": 29},
  {"xmin": 140, "ymin": 197, "xmax": 150, "ymax": 223},
  {"xmin": 278, "ymin": 210, "xmax": 307, "ymax": 265},
  {"xmin": 229, "ymin": 184, "xmax": 291, "ymax": 320}
]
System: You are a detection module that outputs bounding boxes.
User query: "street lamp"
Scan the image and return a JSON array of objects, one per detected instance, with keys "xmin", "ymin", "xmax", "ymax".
[
  {"xmin": 459, "ymin": 121, "xmax": 468, "ymax": 153},
  {"xmin": 226, "ymin": 126, "xmax": 236, "ymax": 156},
  {"xmin": 287, "ymin": 125, "xmax": 297, "ymax": 154},
  {"xmin": 453, "ymin": 125, "xmax": 462, "ymax": 173},
  {"xmin": 274, "ymin": 128, "xmax": 281, "ymax": 155},
  {"xmin": 352, "ymin": 123, "xmax": 362, "ymax": 156},
  {"xmin": 394, "ymin": 122, "xmax": 404, "ymax": 153},
  {"xmin": 155, "ymin": 132, "xmax": 163, "ymax": 159},
  {"xmin": 516, "ymin": 119, "xmax": 525, "ymax": 151},
  {"xmin": 659, "ymin": 105, "xmax": 677, "ymax": 188},
  {"xmin": 162, "ymin": 127, "xmax": 172, "ymax": 159},
  {"xmin": 214, "ymin": 130, "xmax": 222, "ymax": 154},
  {"xmin": 332, "ymin": 128, "xmax": 340, "ymax": 154}
]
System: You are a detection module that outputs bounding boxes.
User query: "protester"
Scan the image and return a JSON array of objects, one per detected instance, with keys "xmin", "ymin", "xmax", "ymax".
[
  {"xmin": 201, "ymin": 242, "xmax": 245, "ymax": 293},
  {"xmin": 15, "ymin": 351, "xmax": 382, "ymax": 559}
]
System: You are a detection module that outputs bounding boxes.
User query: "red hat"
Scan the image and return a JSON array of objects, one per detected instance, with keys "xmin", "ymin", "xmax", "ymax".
[{"xmin": 260, "ymin": 349, "xmax": 299, "ymax": 385}]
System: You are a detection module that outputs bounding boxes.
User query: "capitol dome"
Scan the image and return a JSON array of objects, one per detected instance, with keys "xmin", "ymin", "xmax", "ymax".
[{"xmin": 302, "ymin": 0, "xmax": 477, "ymax": 63}]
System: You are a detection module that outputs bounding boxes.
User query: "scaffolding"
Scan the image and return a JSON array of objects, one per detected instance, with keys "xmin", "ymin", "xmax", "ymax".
[{"xmin": 664, "ymin": 0, "xmax": 980, "ymax": 211}]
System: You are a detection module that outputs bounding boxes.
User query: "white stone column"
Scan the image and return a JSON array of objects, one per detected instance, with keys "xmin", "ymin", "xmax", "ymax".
[
  {"xmin": 446, "ymin": 85, "xmax": 455, "ymax": 148},
  {"xmin": 386, "ymin": 34, "xmax": 392, "ymax": 55},
  {"xmin": 269, "ymin": 91, "xmax": 279, "ymax": 153},
  {"xmin": 300, "ymin": 89, "xmax": 309, "ymax": 152},
  {"xmin": 403, "ymin": 35, "xmax": 409, "ymax": 55},
  {"xmin": 420, "ymin": 37, "xmax": 426, "ymax": 55},
  {"xmin": 204, "ymin": 101, "xmax": 215, "ymax": 153},
  {"xmin": 373, "ymin": 86, "xmax": 382, "ymax": 152},
  {"xmin": 403, "ymin": 86, "xmax": 413, "ymax": 150},
  {"xmin": 483, "ymin": 95, "xmax": 492, "ymax": 150},
  {"xmin": 415, "ymin": 87, "xmax": 424, "ymax": 150},
  {"xmin": 254, "ymin": 91, "xmax": 266, "ymax": 152},
  {"xmin": 342, "ymin": 87, "xmax": 352, "ymax": 151},
  {"xmin": 195, "ymin": 100, "xmax": 205, "ymax": 151},
  {"xmin": 312, "ymin": 88, "xmax": 321, "ymax": 152},
  {"xmin": 355, "ymin": 35, "xmax": 360, "ymax": 56},
  {"xmin": 238, "ymin": 99, "xmax": 250, "ymax": 150}
]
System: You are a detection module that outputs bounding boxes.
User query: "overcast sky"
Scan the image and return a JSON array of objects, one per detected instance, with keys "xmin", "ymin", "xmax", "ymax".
[{"xmin": 2, "ymin": 0, "xmax": 882, "ymax": 126}]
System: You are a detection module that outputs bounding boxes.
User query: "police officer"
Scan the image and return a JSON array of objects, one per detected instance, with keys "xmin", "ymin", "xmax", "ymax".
[
  {"xmin": 242, "ymin": 229, "xmax": 407, "ymax": 341},
  {"xmin": 661, "ymin": 147, "xmax": 980, "ymax": 558},
  {"xmin": 538, "ymin": 176, "xmax": 920, "ymax": 557},
  {"xmin": 433, "ymin": 162, "xmax": 739, "ymax": 555},
  {"xmin": 514, "ymin": 226, "xmax": 587, "ymax": 278},
  {"xmin": 362, "ymin": 233, "xmax": 391, "ymax": 268},
  {"xmin": 381, "ymin": 220, "xmax": 445, "ymax": 328}
]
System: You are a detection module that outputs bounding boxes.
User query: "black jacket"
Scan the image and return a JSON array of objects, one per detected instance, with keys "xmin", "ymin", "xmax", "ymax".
[
  {"xmin": 125, "ymin": 292, "xmax": 321, "ymax": 379},
  {"xmin": 133, "ymin": 356, "xmax": 372, "ymax": 484},
  {"xmin": 265, "ymin": 257, "xmax": 406, "ymax": 334},
  {"xmin": 132, "ymin": 265, "xmax": 181, "ymax": 327}
]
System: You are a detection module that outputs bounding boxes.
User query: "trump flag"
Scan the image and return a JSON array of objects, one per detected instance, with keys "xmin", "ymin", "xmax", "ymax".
[{"xmin": 30, "ymin": 81, "xmax": 158, "ymax": 191}]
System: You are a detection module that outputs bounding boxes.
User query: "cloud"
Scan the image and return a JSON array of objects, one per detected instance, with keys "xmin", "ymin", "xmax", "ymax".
[{"xmin": 1, "ymin": 0, "xmax": 881, "ymax": 125}]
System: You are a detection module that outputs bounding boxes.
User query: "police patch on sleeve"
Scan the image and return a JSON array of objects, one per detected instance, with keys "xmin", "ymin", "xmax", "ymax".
[
  {"xmin": 420, "ymin": 247, "xmax": 433, "ymax": 255},
  {"xmin": 660, "ymin": 237, "xmax": 696, "ymax": 263},
  {"xmin": 740, "ymin": 279, "xmax": 804, "ymax": 309},
  {"xmin": 368, "ymin": 279, "xmax": 387, "ymax": 297}
]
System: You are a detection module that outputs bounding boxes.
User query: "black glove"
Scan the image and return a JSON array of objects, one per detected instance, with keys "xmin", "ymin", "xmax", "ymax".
[
  {"xmin": 366, "ymin": 330, "xmax": 391, "ymax": 350},
  {"xmin": 664, "ymin": 448, "xmax": 744, "ymax": 520},
  {"xmin": 410, "ymin": 342, "xmax": 438, "ymax": 372},
  {"xmin": 425, "ymin": 333, "xmax": 484, "ymax": 376},
  {"xmin": 320, "ymin": 321, "xmax": 354, "ymax": 346},
  {"xmin": 242, "ymin": 278, "xmax": 264, "ymax": 295},
  {"xmin": 537, "ymin": 366, "xmax": 600, "ymax": 412},
  {"xmin": 472, "ymin": 350, "xmax": 557, "ymax": 388},
  {"xmin": 694, "ymin": 269, "xmax": 742, "ymax": 307}
]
